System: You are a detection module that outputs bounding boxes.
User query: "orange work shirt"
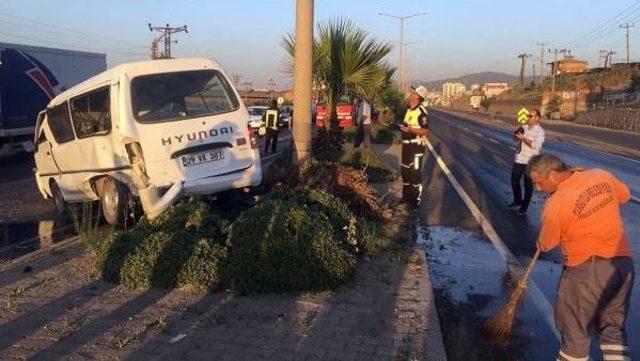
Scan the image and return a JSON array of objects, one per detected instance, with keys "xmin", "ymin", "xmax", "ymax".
[{"xmin": 538, "ymin": 168, "xmax": 631, "ymax": 267}]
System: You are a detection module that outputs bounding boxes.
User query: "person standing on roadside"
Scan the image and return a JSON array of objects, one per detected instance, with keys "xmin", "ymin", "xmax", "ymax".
[
  {"xmin": 509, "ymin": 109, "xmax": 545, "ymax": 215},
  {"xmin": 262, "ymin": 99, "xmax": 280, "ymax": 155},
  {"xmin": 399, "ymin": 86, "xmax": 429, "ymax": 208},
  {"xmin": 527, "ymin": 153, "xmax": 634, "ymax": 361},
  {"xmin": 353, "ymin": 95, "xmax": 372, "ymax": 149}
]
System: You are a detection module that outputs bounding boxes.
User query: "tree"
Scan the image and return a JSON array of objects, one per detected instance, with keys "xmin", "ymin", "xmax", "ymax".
[
  {"xmin": 546, "ymin": 95, "xmax": 562, "ymax": 118},
  {"xmin": 480, "ymin": 97, "xmax": 493, "ymax": 112},
  {"xmin": 282, "ymin": 18, "xmax": 394, "ymax": 149}
]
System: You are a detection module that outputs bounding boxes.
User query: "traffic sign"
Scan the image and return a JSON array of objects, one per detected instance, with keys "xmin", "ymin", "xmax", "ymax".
[{"xmin": 517, "ymin": 107, "xmax": 529, "ymax": 125}]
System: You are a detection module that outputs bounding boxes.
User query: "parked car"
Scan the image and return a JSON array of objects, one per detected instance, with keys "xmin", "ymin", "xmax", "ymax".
[
  {"xmin": 33, "ymin": 58, "xmax": 262, "ymax": 225},
  {"xmin": 247, "ymin": 106, "xmax": 267, "ymax": 130}
]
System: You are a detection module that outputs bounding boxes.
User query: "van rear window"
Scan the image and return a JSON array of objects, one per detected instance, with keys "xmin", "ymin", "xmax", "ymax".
[{"xmin": 131, "ymin": 70, "xmax": 239, "ymax": 123}]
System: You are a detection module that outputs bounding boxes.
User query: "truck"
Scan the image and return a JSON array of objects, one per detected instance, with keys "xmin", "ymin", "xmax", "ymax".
[{"xmin": 0, "ymin": 42, "xmax": 106, "ymax": 156}]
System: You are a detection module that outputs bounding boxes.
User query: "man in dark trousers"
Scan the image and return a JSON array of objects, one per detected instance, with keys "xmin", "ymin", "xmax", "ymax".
[
  {"xmin": 528, "ymin": 153, "xmax": 634, "ymax": 361},
  {"xmin": 509, "ymin": 109, "xmax": 545, "ymax": 215},
  {"xmin": 353, "ymin": 95, "xmax": 372, "ymax": 149},
  {"xmin": 262, "ymin": 99, "xmax": 280, "ymax": 155},
  {"xmin": 399, "ymin": 85, "xmax": 429, "ymax": 207}
]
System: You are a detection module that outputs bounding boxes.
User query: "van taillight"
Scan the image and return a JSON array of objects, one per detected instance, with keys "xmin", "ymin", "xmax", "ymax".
[{"xmin": 247, "ymin": 125, "xmax": 258, "ymax": 149}]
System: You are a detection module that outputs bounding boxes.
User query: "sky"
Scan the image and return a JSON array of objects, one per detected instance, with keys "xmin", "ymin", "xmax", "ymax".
[{"xmin": 1, "ymin": 0, "xmax": 639, "ymax": 89}]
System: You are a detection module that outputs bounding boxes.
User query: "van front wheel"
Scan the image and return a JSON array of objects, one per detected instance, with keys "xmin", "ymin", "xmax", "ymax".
[{"xmin": 100, "ymin": 177, "xmax": 128, "ymax": 226}]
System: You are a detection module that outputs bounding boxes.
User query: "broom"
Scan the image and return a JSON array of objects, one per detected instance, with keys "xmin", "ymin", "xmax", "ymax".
[{"xmin": 484, "ymin": 248, "xmax": 541, "ymax": 346}]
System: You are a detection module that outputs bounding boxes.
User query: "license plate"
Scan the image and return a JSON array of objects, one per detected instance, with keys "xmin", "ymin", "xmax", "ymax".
[{"xmin": 181, "ymin": 149, "xmax": 225, "ymax": 167}]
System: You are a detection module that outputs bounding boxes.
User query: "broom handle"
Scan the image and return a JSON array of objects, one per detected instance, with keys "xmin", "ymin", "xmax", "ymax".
[{"xmin": 519, "ymin": 248, "xmax": 542, "ymax": 285}]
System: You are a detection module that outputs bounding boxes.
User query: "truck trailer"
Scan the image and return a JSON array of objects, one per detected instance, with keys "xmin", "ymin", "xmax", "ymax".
[{"xmin": 0, "ymin": 42, "xmax": 106, "ymax": 155}]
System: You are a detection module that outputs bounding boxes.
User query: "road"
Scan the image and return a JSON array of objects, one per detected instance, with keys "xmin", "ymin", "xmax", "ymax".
[
  {"xmin": 420, "ymin": 108, "xmax": 639, "ymax": 360},
  {"xmin": 0, "ymin": 128, "xmax": 292, "ymax": 260},
  {"xmin": 439, "ymin": 107, "xmax": 640, "ymax": 161}
]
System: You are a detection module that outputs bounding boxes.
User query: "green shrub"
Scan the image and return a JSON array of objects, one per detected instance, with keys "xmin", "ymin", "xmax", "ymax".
[
  {"xmin": 96, "ymin": 202, "xmax": 229, "ymax": 293},
  {"xmin": 227, "ymin": 197, "xmax": 357, "ymax": 294},
  {"xmin": 265, "ymin": 187, "xmax": 357, "ymax": 246},
  {"xmin": 357, "ymin": 217, "xmax": 399, "ymax": 257}
]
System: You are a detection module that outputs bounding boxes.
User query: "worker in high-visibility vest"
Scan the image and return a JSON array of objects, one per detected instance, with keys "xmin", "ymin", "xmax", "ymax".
[
  {"xmin": 262, "ymin": 99, "xmax": 281, "ymax": 155},
  {"xmin": 399, "ymin": 85, "xmax": 430, "ymax": 207}
]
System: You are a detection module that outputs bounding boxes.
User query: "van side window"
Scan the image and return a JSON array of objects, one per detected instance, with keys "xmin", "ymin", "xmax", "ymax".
[
  {"xmin": 47, "ymin": 103, "xmax": 75, "ymax": 144},
  {"xmin": 71, "ymin": 87, "xmax": 111, "ymax": 138}
]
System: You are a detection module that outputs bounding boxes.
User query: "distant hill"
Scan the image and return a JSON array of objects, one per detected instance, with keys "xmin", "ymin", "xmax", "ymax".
[{"xmin": 418, "ymin": 72, "xmax": 531, "ymax": 91}]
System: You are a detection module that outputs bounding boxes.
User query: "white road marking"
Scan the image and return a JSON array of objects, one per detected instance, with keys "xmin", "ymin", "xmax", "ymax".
[
  {"xmin": 631, "ymin": 196, "xmax": 640, "ymax": 204},
  {"xmin": 425, "ymin": 138, "xmax": 560, "ymax": 340},
  {"xmin": 488, "ymin": 138, "xmax": 499, "ymax": 144},
  {"xmin": 510, "ymin": 146, "xmax": 517, "ymax": 151}
]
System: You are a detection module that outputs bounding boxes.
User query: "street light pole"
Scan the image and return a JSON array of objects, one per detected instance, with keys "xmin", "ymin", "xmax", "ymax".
[
  {"xmin": 379, "ymin": 12, "xmax": 426, "ymax": 93},
  {"xmin": 293, "ymin": 0, "xmax": 314, "ymax": 164}
]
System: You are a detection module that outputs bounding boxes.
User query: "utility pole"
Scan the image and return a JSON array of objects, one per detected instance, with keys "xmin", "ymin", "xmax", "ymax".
[
  {"xmin": 599, "ymin": 50, "xmax": 609, "ymax": 67},
  {"xmin": 148, "ymin": 23, "xmax": 188, "ymax": 59},
  {"xmin": 231, "ymin": 73, "xmax": 242, "ymax": 88},
  {"xmin": 268, "ymin": 78, "xmax": 276, "ymax": 101},
  {"xmin": 292, "ymin": 0, "xmax": 314, "ymax": 163},
  {"xmin": 518, "ymin": 53, "xmax": 530, "ymax": 85},
  {"xmin": 605, "ymin": 50, "xmax": 616, "ymax": 68},
  {"xmin": 242, "ymin": 82, "xmax": 252, "ymax": 104},
  {"xmin": 549, "ymin": 48, "xmax": 569, "ymax": 95},
  {"xmin": 536, "ymin": 41, "xmax": 548, "ymax": 85},
  {"xmin": 619, "ymin": 23, "xmax": 635, "ymax": 64},
  {"xmin": 379, "ymin": 12, "xmax": 427, "ymax": 93},
  {"xmin": 532, "ymin": 63, "xmax": 536, "ymax": 87}
]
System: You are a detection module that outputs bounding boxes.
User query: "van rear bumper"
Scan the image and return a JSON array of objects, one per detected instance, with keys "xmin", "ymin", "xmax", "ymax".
[{"xmin": 182, "ymin": 163, "xmax": 262, "ymax": 195}]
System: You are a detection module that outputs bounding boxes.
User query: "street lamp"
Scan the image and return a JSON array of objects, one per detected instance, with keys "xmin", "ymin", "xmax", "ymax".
[{"xmin": 379, "ymin": 12, "xmax": 427, "ymax": 93}]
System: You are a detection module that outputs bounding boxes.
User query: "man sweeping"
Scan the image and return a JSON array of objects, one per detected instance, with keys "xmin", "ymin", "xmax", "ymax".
[{"xmin": 527, "ymin": 154, "xmax": 634, "ymax": 361}]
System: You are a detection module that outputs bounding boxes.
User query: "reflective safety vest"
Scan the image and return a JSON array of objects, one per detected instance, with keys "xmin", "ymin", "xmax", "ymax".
[
  {"xmin": 403, "ymin": 105, "xmax": 428, "ymax": 127},
  {"xmin": 264, "ymin": 109, "xmax": 279, "ymax": 130}
]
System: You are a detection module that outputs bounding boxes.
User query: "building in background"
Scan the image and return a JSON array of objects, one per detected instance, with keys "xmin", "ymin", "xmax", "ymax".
[
  {"xmin": 484, "ymin": 82, "xmax": 509, "ymax": 97},
  {"xmin": 442, "ymin": 82, "xmax": 466, "ymax": 99},
  {"xmin": 550, "ymin": 56, "xmax": 588, "ymax": 75}
]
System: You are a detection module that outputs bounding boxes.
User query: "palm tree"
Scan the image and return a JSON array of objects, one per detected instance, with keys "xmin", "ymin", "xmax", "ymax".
[{"xmin": 282, "ymin": 18, "xmax": 394, "ymax": 149}]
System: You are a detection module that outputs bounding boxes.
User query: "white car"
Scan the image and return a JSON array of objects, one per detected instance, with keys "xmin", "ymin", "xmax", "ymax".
[
  {"xmin": 33, "ymin": 58, "xmax": 262, "ymax": 225},
  {"xmin": 247, "ymin": 106, "xmax": 267, "ymax": 130}
]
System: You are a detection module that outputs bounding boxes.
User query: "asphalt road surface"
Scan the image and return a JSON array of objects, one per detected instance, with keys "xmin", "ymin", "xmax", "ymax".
[{"xmin": 421, "ymin": 108, "xmax": 639, "ymax": 360}]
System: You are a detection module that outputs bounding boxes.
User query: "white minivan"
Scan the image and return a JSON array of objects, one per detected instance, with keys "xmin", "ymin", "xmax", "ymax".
[{"xmin": 33, "ymin": 58, "xmax": 262, "ymax": 225}]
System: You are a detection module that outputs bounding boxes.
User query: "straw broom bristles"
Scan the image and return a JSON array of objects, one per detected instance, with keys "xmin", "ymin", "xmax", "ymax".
[{"xmin": 484, "ymin": 248, "xmax": 541, "ymax": 346}]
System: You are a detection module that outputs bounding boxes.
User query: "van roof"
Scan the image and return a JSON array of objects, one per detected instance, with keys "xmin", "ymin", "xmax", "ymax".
[{"xmin": 48, "ymin": 58, "xmax": 224, "ymax": 108}]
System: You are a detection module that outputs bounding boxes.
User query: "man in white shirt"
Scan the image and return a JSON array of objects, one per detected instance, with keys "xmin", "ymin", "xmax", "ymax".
[
  {"xmin": 353, "ymin": 95, "xmax": 372, "ymax": 149},
  {"xmin": 509, "ymin": 109, "xmax": 545, "ymax": 215}
]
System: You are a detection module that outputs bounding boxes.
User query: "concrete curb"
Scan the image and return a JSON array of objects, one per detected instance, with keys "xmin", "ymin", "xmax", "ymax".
[
  {"xmin": 416, "ymin": 245, "xmax": 448, "ymax": 361},
  {"xmin": 372, "ymin": 142, "xmax": 448, "ymax": 361}
]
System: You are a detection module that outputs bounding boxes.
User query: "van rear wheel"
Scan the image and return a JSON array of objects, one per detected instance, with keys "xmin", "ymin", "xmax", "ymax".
[
  {"xmin": 50, "ymin": 182, "xmax": 66, "ymax": 214},
  {"xmin": 100, "ymin": 177, "xmax": 128, "ymax": 226}
]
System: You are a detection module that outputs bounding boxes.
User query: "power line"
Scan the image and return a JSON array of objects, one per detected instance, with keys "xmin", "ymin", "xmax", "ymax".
[
  {"xmin": 0, "ymin": 11, "xmax": 148, "ymax": 49},
  {"xmin": 0, "ymin": 30, "xmax": 148, "ymax": 56},
  {"xmin": 559, "ymin": 1, "xmax": 640, "ymax": 49}
]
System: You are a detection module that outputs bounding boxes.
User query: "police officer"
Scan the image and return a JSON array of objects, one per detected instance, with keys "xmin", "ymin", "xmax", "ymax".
[
  {"xmin": 399, "ymin": 85, "xmax": 430, "ymax": 207},
  {"xmin": 262, "ymin": 99, "xmax": 280, "ymax": 155}
]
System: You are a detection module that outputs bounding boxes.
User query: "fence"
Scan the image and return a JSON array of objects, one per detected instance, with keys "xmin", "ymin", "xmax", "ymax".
[{"xmin": 574, "ymin": 108, "xmax": 640, "ymax": 133}]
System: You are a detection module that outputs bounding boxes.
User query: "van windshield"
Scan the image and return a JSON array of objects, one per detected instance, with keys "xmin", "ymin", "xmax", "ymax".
[{"xmin": 131, "ymin": 70, "xmax": 239, "ymax": 123}]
